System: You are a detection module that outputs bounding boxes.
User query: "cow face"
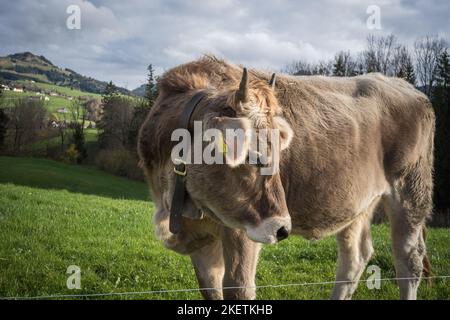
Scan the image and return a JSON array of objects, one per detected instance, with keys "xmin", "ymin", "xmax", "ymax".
[{"xmin": 183, "ymin": 69, "xmax": 293, "ymax": 244}]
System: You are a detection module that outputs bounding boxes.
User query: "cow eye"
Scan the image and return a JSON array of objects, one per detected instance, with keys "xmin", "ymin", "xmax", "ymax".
[{"xmin": 222, "ymin": 106, "xmax": 236, "ymax": 117}]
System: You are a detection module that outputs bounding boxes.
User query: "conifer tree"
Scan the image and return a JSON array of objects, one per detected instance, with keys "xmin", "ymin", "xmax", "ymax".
[{"xmin": 145, "ymin": 64, "xmax": 156, "ymax": 107}]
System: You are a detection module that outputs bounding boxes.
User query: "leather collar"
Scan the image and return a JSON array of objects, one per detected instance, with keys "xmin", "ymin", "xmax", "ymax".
[{"xmin": 169, "ymin": 91, "xmax": 206, "ymax": 234}]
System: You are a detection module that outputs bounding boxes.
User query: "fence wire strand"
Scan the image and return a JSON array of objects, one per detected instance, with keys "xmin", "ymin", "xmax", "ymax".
[{"xmin": 1, "ymin": 275, "xmax": 449, "ymax": 300}]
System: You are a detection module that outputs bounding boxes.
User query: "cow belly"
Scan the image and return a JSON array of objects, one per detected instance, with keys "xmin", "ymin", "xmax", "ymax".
[
  {"xmin": 290, "ymin": 194, "xmax": 383, "ymax": 240},
  {"xmin": 283, "ymin": 161, "xmax": 388, "ymax": 240}
]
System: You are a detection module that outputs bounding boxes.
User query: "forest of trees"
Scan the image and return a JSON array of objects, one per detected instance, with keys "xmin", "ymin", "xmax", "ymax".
[
  {"xmin": 283, "ymin": 35, "xmax": 446, "ymax": 88},
  {"xmin": 95, "ymin": 66, "xmax": 156, "ymax": 180}
]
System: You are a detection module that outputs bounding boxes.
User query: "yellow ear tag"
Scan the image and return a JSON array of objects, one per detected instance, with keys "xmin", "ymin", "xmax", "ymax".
[{"xmin": 217, "ymin": 134, "xmax": 228, "ymax": 154}]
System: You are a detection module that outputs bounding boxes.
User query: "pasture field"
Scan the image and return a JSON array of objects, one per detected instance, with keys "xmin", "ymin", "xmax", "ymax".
[
  {"xmin": 0, "ymin": 156, "xmax": 449, "ymax": 300},
  {"xmin": 2, "ymin": 90, "xmax": 81, "ymax": 113},
  {"xmin": 22, "ymin": 81, "xmax": 102, "ymax": 98},
  {"xmin": 1, "ymin": 81, "xmax": 100, "ymax": 112}
]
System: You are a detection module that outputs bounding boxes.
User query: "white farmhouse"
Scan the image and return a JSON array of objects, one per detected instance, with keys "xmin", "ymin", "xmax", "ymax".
[{"xmin": 57, "ymin": 107, "xmax": 69, "ymax": 113}]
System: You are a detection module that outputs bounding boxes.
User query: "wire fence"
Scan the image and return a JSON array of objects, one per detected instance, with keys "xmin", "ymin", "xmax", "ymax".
[{"xmin": 1, "ymin": 275, "xmax": 449, "ymax": 300}]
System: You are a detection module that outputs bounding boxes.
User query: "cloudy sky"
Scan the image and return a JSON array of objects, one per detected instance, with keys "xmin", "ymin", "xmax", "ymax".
[{"xmin": 0, "ymin": 0, "xmax": 449, "ymax": 89}]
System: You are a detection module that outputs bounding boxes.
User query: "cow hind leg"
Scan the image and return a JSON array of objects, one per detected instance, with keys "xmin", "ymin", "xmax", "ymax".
[
  {"xmin": 383, "ymin": 159, "xmax": 433, "ymax": 300},
  {"xmin": 331, "ymin": 208, "xmax": 375, "ymax": 300},
  {"xmin": 190, "ymin": 240, "xmax": 225, "ymax": 300}
]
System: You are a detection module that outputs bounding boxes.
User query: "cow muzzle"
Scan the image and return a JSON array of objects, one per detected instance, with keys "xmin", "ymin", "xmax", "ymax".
[{"xmin": 245, "ymin": 215, "xmax": 292, "ymax": 244}]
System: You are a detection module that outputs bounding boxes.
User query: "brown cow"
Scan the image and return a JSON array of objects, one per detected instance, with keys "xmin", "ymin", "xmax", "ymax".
[{"xmin": 138, "ymin": 56, "xmax": 435, "ymax": 300}]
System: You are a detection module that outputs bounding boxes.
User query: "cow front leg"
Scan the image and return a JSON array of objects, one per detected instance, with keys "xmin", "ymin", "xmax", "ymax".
[
  {"xmin": 190, "ymin": 240, "xmax": 225, "ymax": 300},
  {"xmin": 221, "ymin": 227, "xmax": 261, "ymax": 300},
  {"xmin": 331, "ymin": 212, "xmax": 374, "ymax": 300}
]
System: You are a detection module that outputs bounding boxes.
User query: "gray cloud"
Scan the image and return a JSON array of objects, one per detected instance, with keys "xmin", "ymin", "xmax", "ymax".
[{"xmin": 0, "ymin": 0, "xmax": 449, "ymax": 89}]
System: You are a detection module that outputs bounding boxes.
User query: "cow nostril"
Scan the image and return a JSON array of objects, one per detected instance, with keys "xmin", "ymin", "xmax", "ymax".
[{"xmin": 276, "ymin": 226, "xmax": 289, "ymax": 242}]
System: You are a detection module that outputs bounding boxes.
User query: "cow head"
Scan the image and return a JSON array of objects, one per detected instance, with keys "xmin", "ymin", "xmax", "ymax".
[{"xmin": 173, "ymin": 68, "xmax": 293, "ymax": 244}]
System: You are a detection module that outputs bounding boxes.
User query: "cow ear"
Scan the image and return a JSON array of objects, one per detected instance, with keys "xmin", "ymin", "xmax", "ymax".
[
  {"xmin": 273, "ymin": 116, "xmax": 293, "ymax": 150},
  {"xmin": 208, "ymin": 116, "xmax": 251, "ymax": 167}
]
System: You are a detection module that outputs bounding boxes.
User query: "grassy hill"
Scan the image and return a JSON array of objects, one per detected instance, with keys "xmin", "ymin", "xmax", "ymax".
[
  {"xmin": 0, "ymin": 52, "xmax": 131, "ymax": 95},
  {"xmin": 0, "ymin": 157, "xmax": 449, "ymax": 299}
]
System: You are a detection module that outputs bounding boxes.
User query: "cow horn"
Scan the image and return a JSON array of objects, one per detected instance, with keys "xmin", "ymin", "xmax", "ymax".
[
  {"xmin": 237, "ymin": 67, "xmax": 249, "ymax": 103},
  {"xmin": 269, "ymin": 73, "xmax": 276, "ymax": 89}
]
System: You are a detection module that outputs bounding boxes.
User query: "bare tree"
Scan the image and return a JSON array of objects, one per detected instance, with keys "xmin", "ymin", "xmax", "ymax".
[
  {"xmin": 354, "ymin": 52, "xmax": 366, "ymax": 75},
  {"xmin": 70, "ymin": 99, "xmax": 88, "ymax": 161},
  {"xmin": 8, "ymin": 99, "xmax": 47, "ymax": 153},
  {"xmin": 85, "ymin": 98, "xmax": 102, "ymax": 122},
  {"xmin": 283, "ymin": 59, "xmax": 336, "ymax": 76},
  {"xmin": 364, "ymin": 35, "xmax": 377, "ymax": 73},
  {"xmin": 392, "ymin": 45, "xmax": 406, "ymax": 76},
  {"xmin": 378, "ymin": 34, "xmax": 397, "ymax": 75},
  {"xmin": 363, "ymin": 34, "xmax": 397, "ymax": 75},
  {"xmin": 70, "ymin": 99, "xmax": 87, "ymax": 131},
  {"xmin": 414, "ymin": 36, "xmax": 447, "ymax": 96},
  {"xmin": 312, "ymin": 60, "xmax": 333, "ymax": 76},
  {"xmin": 282, "ymin": 60, "xmax": 313, "ymax": 75}
]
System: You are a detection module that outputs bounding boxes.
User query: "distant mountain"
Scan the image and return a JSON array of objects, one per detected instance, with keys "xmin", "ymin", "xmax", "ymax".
[
  {"xmin": 0, "ymin": 52, "xmax": 131, "ymax": 95},
  {"xmin": 131, "ymin": 83, "xmax": 146, "ymax": 97}
]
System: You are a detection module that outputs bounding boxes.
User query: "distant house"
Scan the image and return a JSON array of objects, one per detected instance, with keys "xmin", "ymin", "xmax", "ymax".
[
  {"xmin": 67, "ymin": 97, "xmax": 73, "ymax": 101},
  {"xmin": 0, "ymin": 84, "xmax": 10, "ymax": 91},
  {"xmin": 13, "ymin": 87, "xmax": 24, "ymax": 92},
  {"xmin": 49, "ymin": 92, "xmax": 58, "ymax": 96},
  {"xmin": 57, "ymin": 107, "xmax": 69, "ymax": 113}
]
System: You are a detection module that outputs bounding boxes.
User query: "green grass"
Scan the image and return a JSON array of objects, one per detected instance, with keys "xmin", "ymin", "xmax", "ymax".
[
  {"xmin": 0, "ymin": 157, "xmax": 146, "ymax": 200},
  {"xmin": 0, "ymin": 156, "xmax": 449, "ymax": 299}
]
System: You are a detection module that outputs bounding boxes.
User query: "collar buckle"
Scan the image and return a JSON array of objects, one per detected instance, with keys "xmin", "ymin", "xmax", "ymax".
[{"xmin": 173, "ymin": 158, "xmax": 187, "ymax": 176}]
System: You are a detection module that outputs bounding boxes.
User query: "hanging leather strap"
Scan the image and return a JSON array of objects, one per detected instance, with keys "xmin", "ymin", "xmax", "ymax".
[{"xmin": 169, "ymin": 91, "xmax": 206, "ymax": 234}]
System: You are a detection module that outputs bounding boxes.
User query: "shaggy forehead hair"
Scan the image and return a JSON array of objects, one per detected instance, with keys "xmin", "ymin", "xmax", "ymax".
[
  {"xmin": 158, "ymin": 55, "xmax": 241, "ymax": 95},
  {"xmin": 158, "ymin": 55, "xmax": 280, "ymax": 118}
]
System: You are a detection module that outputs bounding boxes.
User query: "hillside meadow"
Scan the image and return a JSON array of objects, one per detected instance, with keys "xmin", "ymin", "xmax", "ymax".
[
  {"xmin": 0, "ymin": 156, "xmax": 449, "ymax": 299},
  {"xmin": 1, "ymin": 81, "xmax": 100, "ymax": 113}
]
